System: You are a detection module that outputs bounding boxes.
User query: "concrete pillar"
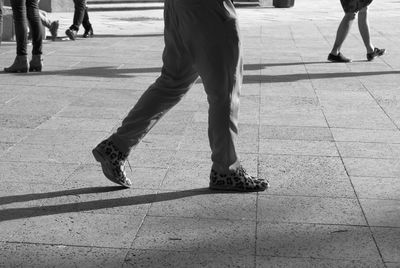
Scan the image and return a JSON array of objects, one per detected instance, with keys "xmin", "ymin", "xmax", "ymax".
[{"xmin": 1, "ymin": 6, "xmax": 14, "ymax": 41}]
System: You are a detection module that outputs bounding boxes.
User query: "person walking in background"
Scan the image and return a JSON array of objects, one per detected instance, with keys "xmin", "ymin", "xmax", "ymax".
[
  {"xmin": 4, "ymin": 0, "xmax": 43, "ymax": 73},
  {"xmin": 92, "ymin": 0, "xmax": 269, "ymax": 192},
  {"xmin": 65, "ymin": 0, "xmax": 93, "ymax": 40},
  {"xmin": 328, "ymin": 0, "xmax": 385, "ymax": 62}
]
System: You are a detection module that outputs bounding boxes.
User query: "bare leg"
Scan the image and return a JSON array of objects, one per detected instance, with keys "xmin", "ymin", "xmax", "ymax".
[
  {"xmin": 358, "ymin": 6, "xmax": 374, "ymax": 53},
  {"xmin": 330, "ymin": 12, "xmax": 356, "ymax": 55}
]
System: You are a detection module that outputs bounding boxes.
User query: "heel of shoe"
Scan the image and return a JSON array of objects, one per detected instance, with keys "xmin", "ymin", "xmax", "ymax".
[
  {"xmin": 83, "ymin": 26, "xmax": 94, "ymax": 38},
  {"xmin": 29, "ymin": 55, "xmax": 43, "ymax": 72},
  {"xmin": 65, "ymin": 29, "xmax": 77, "ymax": 40},
  {"xmin": 29, "ymin": 66, "xmax": 42, "ymax": 72}
]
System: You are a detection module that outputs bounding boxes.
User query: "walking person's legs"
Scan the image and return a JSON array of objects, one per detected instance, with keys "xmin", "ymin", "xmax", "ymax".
[
  {"xmin": 92, "ymin": 0, "xmax": 199, "ymax": 187},
  {"xmin": 176, "ymin": 0, "xmax": 241, "ymax": 173},
  {"xmin": 358, "ymin": 6, "xmax": 385, "ymax": 61},
  {"xmin": 328, "ymin": 12, "xmax": 356, "ymax": 62},
  {"xmin": 175, "ymin": 0, "xmax": 267, "ymax": 191},
  {"xmin": 66, "ymin": 0, "xmax": 86, "ymax": 40},
  {"xmin": 92, "ymin": 0, "xmax": 268, "ymax": 191},
  {"xmin": 82, "ymin": 6, "xmax": 93, "ymax": 38},
  {"xmin": 357, "ymin": 6, "xmax": 374, "ymax": 53}
]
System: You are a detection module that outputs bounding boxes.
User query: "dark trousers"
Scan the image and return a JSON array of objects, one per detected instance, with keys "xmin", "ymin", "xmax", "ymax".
[
  {"xmin": 11, "ymin": 0, "xmax": 42, "ymax": 55},
  {"xmin": 70, "ymin": 0, "xmax": 91, "ymax": 31},
  {"xmin": 110, "ymin": 0, "xmax": 243, "ymax": 172},
  {"xmin": 0, "ymin": 0, "xmax": 3, "ymax": 46}
]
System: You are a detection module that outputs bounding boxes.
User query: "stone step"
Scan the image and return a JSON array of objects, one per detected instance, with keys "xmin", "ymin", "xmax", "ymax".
[
  {"xmin": 86, "ymin": 0, "xmax": 263, "ymax": 11},
  {"xmin": 87, "ymin": 1, "xmax": 164, "ymax": 11},
  {"xmin": 89, "ymin": 0, "xmax": 161, "ymax": 3}
]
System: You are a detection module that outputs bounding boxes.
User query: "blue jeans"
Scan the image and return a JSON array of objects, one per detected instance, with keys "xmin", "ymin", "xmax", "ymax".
[
  {"xmin": 70, "ymin": 0, "xmax": 91, "ymax": 31},
  {"xmin": 110, "ymin": 0, "xmax": 242, "ymax": 172},
  {"xmin": 11, "ymin": 0, "xmax": 42, "ymax": 55}
]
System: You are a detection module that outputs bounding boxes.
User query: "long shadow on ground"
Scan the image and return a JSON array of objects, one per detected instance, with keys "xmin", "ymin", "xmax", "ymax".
[
  {"xmin": 0, "ymin": 187, "xmax": 236, "ymax": 222},
  {"xmin": 1, "ymin": 62, "xmax": 398, "ymax": 82}
]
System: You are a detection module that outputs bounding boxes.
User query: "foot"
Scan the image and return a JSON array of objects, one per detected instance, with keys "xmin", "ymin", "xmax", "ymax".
[
  {"xmin": 4, "ymin": 55, "xmax": 29, "ymax": 73},
  {"xmin": 29, "ymin": 55, "xmax": 43, "ymax": 72},
  {"xmin": 328, "ymin": 52, "xmax": 352, "ymax": 63},
  {"xmin": 92, "ymin": 139, "xmax": 132, "ymax": 188},
  {"xmin": 83, "ymin": 26, "xmax": 94, "ymax": 38},
  {"xmin": 49, "ymin": 20, "xmax": 59, "ymax": 41},
  {"xmin": 65, "ymin": 29, "xmax": 77, "ymax": 40},
  {"xmin": 209, "ymin": 166, "xmax": 269, "ymax": 192},
  {"xmin": 367, "ymin": 47, "xmax": 386, "ymax": 61}
]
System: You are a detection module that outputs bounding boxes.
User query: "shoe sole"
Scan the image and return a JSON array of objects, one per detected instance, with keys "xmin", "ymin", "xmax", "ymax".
[
  {"xmin": 92, "ymin": 148, "xmax": 132, "ymax": 188},
  {"xmin": 4, "ymin": 68, "xmax": 28, "ymax": 73},
  {"xmin": 209, "ymin": 183, "xmax": 269, "ymax": 192},
  {"xmin": 327, "ymin": 58, "xmax": 352, "ymax": 63},
  {"xmin": 367, "ymin": 50, "xmax": 386, "ymax": 61},
  {"xmin": 65, "ymin": 31, "xmax": 76, "ymax": 41},
  {"xmin": 29, "ymin": 67, "xmax": 42, "ymax": 72}
]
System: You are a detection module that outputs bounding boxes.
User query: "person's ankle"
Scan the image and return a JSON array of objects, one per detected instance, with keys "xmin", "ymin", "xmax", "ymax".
[{"xmin": 366, "ymin": 47, "xmax": 374, "ymax": 54}]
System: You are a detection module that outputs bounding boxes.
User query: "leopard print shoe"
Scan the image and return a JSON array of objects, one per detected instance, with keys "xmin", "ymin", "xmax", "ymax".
[
  {"xmin": 92, "ymin": 139, "xmax": 132, "ymax": 188},
  {"xmin": 209, "ymin": 166, "xmax": 269, "ymax": 192}
]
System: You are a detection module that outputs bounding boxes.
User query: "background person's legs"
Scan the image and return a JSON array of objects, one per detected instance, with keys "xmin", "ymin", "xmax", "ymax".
[
  {"xmin": 71, "ymin": 0, "xmax": 86, "ymax": 31},
  {"xmin": 26, "ymin": 0, "xmax": 42, "ymax": 57},
  {"xmin": 330, "ymin": 12, "xmax": 356, "ymax": 56},
  {"xmin": 66, "ymin": 0, "xmax": 87, "ymax": 39},
  {"xmin": 4, "ymin": 0, "xmax": 29, "ymax": 72},
  {"xmin": 357, "ymin": 6, "xmax": 374, "ymax": 53},
  {"xmin": 81, "ymin": 6, "xmax": 93, "ymax": 37},
  {"xmin": 0, "ymin": 0, "xmax": 3, "ymax": 46},
  {"xmin": 11, "ymin": 0, "xmax": 28, "ymax": 56},
  {"xmin": 358, "ymin": 5, "xmax": 386, "ymax": 61},
  {"xmin": 109, "ymin": 6, "xmax": 199, "ymax": 154}
]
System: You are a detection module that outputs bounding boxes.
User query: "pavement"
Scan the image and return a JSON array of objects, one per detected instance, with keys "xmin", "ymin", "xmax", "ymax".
[{"xmin": 0, "ymin": 0, "xmax": 400, "ymax": 267}]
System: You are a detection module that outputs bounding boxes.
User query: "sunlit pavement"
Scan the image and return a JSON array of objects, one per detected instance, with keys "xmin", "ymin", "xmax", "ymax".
[{"xmin": 0, "ymin": 0, "xmax": 399, "ymax": 266}]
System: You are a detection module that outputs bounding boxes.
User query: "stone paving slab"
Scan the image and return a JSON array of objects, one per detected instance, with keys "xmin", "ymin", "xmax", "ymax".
[
  {"xmin": 1, "ymin": 0, "xmax": 400, "ymax": 266},
  {"xmin": 0, "ymin": 242, "xmax": 127, "ymax": 268},
  {"xmin": 131, "ymin": 216, "xmax": 256, "ymax": 254},
  {"xmin": 256, "ymin": 223, "xmax": 381, "ymax": 260},
  {"xmin": 123, "ymin": 250, "xmax": 254, "ymax": 268}
]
